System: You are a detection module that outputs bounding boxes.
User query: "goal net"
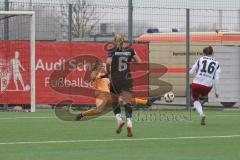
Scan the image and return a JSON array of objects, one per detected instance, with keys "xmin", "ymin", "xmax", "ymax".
[{"xmin": 0, "ymin": 11, "xmax": 35, "ymax": 112}]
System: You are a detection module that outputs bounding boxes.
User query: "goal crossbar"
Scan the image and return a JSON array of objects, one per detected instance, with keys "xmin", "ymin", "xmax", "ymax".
[{"xmin": 0, "ymin": 11, "xmax": 35, "ymax": 16}]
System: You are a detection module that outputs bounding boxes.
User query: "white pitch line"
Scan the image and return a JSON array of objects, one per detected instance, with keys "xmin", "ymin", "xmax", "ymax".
[
  {"xmin": 0, "ymin": 114, "xmax": 239, "ymax": 120},
  {"xmin": 0, "ymin": 116, "xmax": 54, "ymax": 120},
  {"xmin": 0, "ymin": 115, "xmax": 114, "ymax": 120},
  {"xmin": 0, "ymin": 135, "xmax": 240, "ymax": 145},
  {"xmin": 214, "ymin": 114, "xmax": 240, "ymax": 117}
]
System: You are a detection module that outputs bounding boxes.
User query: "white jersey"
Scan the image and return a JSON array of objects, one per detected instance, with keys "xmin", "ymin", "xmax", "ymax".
[{"xmin": 190, "ymin": 56, "xmax": 221, "ymax": 87}]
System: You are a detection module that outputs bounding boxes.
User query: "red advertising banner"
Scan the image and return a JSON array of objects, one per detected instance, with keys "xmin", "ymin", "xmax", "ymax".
[
  {"xmin": 0, "ymin": 41, "xmax": 31, "ymax": 104},
  {"xmin": 0, "ymin": 41, "xmax": 149, "ymax": 104}
]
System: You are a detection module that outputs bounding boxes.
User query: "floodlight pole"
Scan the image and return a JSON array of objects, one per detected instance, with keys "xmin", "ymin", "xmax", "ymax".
[
  {"xmin": 68, "ymin": 3, "xmax": 73, "ymax": 42},
  {"xmin": 128, "ymin": 0, "xmax": 133, "ymax": 41},
  {"xmin": 4, "ymin": 0, "xmax": 9, "ymax": 40},
  {"xmin": 186, "ymin": 9, "xmax": 191, "ymax": 110}
]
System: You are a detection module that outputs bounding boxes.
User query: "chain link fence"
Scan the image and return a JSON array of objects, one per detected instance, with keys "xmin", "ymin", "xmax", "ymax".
[
  {"xmin": 0, "ymin": 0, "xmax": 239, "ymax": 108},
  {"xmin": 0, "ymin": 0, "xmax": 239, "ymax": 41}
]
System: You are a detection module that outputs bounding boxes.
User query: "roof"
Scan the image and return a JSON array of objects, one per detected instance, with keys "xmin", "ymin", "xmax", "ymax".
[{"xmin": 136, "ymin": 32, "xmax": 240, "ymax": 42}]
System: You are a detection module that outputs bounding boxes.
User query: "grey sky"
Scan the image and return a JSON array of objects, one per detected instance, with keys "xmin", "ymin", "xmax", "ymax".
[
  {"xmin": 1, "ymin": 0, "xmax": 240, "ymax": 10},
  {"xmin": 0, "ymin": 0, "xmax": 239, "ymax": 40},
  {"xmin": 133, "ymin": 0, "xmax": 240, "ymax": 10}
]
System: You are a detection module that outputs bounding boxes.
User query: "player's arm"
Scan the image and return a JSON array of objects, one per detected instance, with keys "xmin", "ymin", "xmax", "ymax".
[
  {"xmin": 90, "ymin": 70, "xmax": 105, "ymax": 81},
  {"xmin": 106, "ymin": 57, "xmax": 111, "ymax": 74},
  {"xmin": 213, "ymin": 65, "xmax": 221, "ymax": 98},
  {"xmin": 99, "ymin": 58, "xmax": 111, "ymax": 79},
  {"xmin": 101, "ymin": 51, "xmax": 112, "ymax": 78},
  {"xmin": 132, "ymin": 51, "xmax": 141, "ymax": 63},
  {"xmin": 189, "ymin": 59, "xmax": 199, "ymax": 74},
  {"xmin": 90, "ymin": 71, "xmax": 98, "ymax": 81}
]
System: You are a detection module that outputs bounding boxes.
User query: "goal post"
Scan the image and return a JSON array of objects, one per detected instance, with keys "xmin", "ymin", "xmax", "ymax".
[{"xmin": 0, "ymin": 11, "xmax": 36, "ymax": 112}]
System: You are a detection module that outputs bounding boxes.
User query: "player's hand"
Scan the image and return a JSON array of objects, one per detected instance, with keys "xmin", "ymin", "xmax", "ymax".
[{"xmin": 215, "ymin": 93, "xmax": 219, "ymax": 98}]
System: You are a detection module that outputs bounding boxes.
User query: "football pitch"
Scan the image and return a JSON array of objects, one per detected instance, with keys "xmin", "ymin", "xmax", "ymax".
[{"xmin": 0, "ymin": 109, "xmax": 240, "ymax": 160}]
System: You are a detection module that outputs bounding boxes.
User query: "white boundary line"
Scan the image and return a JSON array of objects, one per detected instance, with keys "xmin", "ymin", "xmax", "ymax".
[
  {"xmin": 0, "ymin": 117, "xmax": 54, "ymax": 120},
  {"xmin": 0, "ymin": 115, "xmax": 115, "ymax": 120},
  {"xmin": 0, "ymin": 135, "xmax": 240, "ymax": 145},
  {"xmin": 1, "ymin": 114, "xmax": 239, "ymax": 120}
]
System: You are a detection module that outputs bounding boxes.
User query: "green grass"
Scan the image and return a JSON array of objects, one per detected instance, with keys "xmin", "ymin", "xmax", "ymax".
[{"xmin": 0, "ymin": 110, "xmax": 240, "ymax": 160}]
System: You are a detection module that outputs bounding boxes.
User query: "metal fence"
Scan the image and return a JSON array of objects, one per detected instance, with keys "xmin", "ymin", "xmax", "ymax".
[
  {"xmin": 0, "ymin": 0, "xmax": 239, "ymax": 108},
  {"xmin": 0, "ymin": 0, "xmax": 239, "ymax": 41}
]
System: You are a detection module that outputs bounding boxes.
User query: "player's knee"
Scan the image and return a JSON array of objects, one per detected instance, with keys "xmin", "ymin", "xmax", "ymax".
[
  {"xmin": 121, "ymin": 98, "xmax": 131, "ymax": 106},
  {"xmin": 191, "ymin": 95, "xmax": 198, "ymax": 101},
  {"xmin": 96, "ymin": 107, "xmax": 103, "ymax": 114},
  {"xmin": 119, "ymin": 100, "xmax": 124, "ymax": 106}
]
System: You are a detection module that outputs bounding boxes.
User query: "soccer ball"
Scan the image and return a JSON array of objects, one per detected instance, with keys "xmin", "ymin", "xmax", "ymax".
[{"xmin": 164, "ymin": 92, "xmax": 175, "ymax": 103}]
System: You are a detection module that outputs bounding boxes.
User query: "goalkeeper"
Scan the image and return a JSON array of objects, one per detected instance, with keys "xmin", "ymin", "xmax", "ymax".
[{"xmin": 76, "ymin": 60, "xmax": 157, "ymax": 120}]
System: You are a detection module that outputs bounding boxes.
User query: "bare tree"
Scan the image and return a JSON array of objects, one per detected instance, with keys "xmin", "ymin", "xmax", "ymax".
[{"xmin": 58, "ymin": 0, "xmax": 101, "ymax": 39}]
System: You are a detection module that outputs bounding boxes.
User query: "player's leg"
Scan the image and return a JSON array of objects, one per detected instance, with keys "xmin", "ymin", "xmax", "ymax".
[
  {"xmin": 120, "ymin": 90, "xmax": 133, "ymax": 137},
  {"xmin": 111, "ymin": 92, "xmax": 125, "ymax": 134},
  {"xmin": 132, "ymin": 98, "xmax": 147, "ymax": 106},
  {"xmin": 199, "ymin": 86, "xmax": 212, "ymax": 125},
  {"xmin": 85, "ymin": 94, "xmax": 108, "ymax": 116},
  {"xmin": 132, "ymin": 97, "xmax": 159, "ymax": 106},
  {"xmin": 75, "ymin": 93, "xmax": 109, "ymax": 120},
  {"xmin": 192, "ymin": 83, "xmax": 205, "ymax": 125},
  {"xmin": 111, "ymin": 94, "xmax": 122, "ymax": 121},
  {"xmin": 110, "ymin": 82, "xmax": 124, "ymax": 128}
]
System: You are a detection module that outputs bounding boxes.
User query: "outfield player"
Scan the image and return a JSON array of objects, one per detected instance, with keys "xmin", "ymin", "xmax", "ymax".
[
  {"xmin": 106, "ymin": 34, "xmax": 142, "ymax": 137},
  {"xmin": 190, "ymin": 46, "xmax": 221, "ymax": 125}
]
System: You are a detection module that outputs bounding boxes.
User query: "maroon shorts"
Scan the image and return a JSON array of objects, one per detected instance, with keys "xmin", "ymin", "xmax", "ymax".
[{"xmin": 191, "ymin": 83, "xmax": 212, "ymax": 101}]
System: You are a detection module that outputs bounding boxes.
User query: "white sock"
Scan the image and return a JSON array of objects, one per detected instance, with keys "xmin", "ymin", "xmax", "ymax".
[
  {"xmin": 194, "ymin": 101, "xmax": 204, "ymax": 117},
  {"xmin": 115, "ymin": 113, "xmax": 123, "ymax": 122},
  {"xmin": 127, "ymin": 118, "xmax": 132, "ymax": 128}
]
